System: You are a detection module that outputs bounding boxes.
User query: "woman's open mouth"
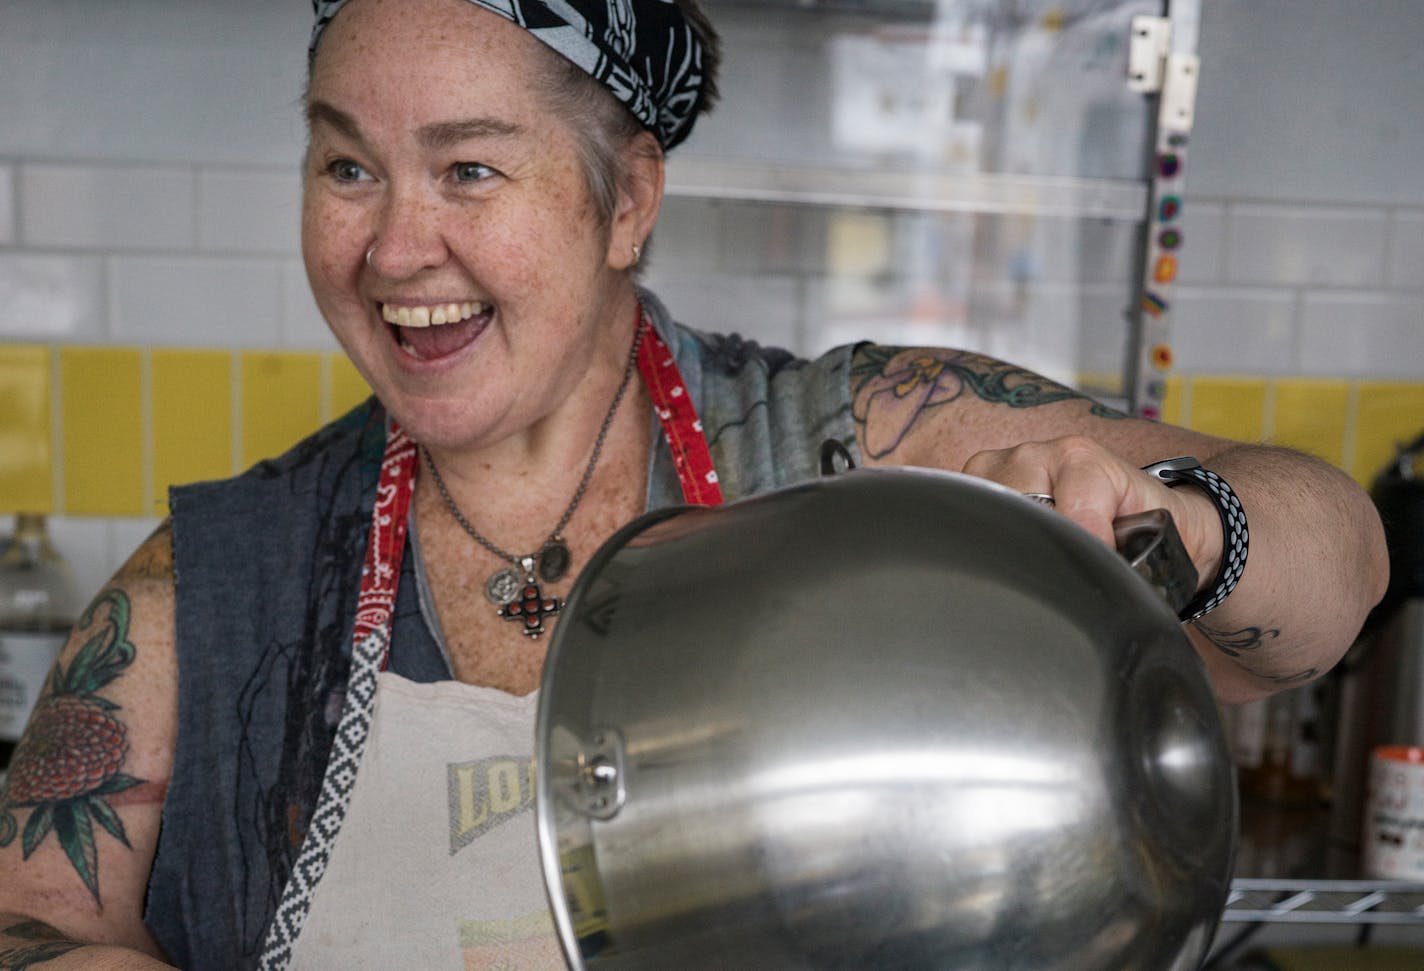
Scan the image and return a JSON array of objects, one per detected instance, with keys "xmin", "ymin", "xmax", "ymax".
[{"xmin": 380, "ymin": 300, "xmax": 491, "ymax": 361}]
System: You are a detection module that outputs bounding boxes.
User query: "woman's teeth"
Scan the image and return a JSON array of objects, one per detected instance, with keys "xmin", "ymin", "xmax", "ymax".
[{"xmin": 381, "ymin": 301, "xmax": 486, "ymax": 328}]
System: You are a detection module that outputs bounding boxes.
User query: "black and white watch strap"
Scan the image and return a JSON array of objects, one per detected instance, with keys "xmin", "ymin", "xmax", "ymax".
[{"xmin": 1141, "ymin": 457, "xmax": 1249, "ymax": 624}]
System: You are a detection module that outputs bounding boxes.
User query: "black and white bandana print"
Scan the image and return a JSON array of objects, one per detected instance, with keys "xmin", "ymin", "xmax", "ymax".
[{"xmin": 310, "ymin": 0, "xmax": 708, "ymax": 150}]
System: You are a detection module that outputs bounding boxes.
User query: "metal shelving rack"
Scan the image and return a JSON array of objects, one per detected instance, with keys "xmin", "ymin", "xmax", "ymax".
[{"xmin": 1224, "ymin": 879, "xmax": 1424, "ymax": 926}]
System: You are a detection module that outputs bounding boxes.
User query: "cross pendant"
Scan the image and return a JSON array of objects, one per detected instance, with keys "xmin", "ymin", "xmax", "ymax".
[{"xmin": 498, "ymin": 578, "xmax": 562, "ymax": 639}]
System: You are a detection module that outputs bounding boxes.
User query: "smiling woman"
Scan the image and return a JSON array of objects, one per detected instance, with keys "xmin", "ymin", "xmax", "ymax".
[{"xmin": 0, "ymin": 0, "xmax": 1390, "ymax": 969}]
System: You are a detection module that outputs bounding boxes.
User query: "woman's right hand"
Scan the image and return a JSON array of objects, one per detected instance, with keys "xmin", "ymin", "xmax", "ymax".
[{"xmin": 0, "ymin": 523, "xmax": 179, "ymax": 964}]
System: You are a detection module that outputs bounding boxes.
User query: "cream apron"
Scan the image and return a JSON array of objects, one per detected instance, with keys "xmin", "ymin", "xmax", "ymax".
[
  {"xmin": 258, "ymin": 317, "xmax": 720, "ymax": 969},
  {"xmin": 290, "ymin": 673, "xmax": 557, "ymax": 968}
]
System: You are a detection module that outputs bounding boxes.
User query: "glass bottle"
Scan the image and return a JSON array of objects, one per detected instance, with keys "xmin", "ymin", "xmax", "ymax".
[
  {"xmin": 1236, "ymin": 683, "xmax": 1327, "ymax": 807},
  {"xmin": 0, "ymin": 514, "xmax": 80, "ymax": 773}
]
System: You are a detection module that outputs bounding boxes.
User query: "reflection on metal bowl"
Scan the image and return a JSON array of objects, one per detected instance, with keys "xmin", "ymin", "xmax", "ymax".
[{"xmin": 536, "ymin": 466, "xmax": 1236, "ymax": 970}]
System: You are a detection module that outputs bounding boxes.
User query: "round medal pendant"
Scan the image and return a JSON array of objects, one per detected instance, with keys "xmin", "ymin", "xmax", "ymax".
[
  {"xmin": 485, "ymin": 567, "xmax": 523, "ymax": 605},
  {"xmin": 538, "ymin": 540, "xmax": 571, "ymax": 583}
]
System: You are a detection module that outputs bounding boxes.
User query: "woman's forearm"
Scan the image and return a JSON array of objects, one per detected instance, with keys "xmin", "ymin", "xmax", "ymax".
[{"xmin": 1185, "ymin": 444, "xmax": 1389, "ymax": 703}]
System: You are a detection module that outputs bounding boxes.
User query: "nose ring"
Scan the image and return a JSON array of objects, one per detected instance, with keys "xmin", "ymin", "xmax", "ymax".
[{"xmin": 365, "ymin": 244, "xmax": 376, "ymax": 268}]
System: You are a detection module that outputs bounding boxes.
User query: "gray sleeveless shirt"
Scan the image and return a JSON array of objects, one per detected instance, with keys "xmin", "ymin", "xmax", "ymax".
[{"xmin": 149, "ymin": 294, "xmax": 858, "ymax": 968}]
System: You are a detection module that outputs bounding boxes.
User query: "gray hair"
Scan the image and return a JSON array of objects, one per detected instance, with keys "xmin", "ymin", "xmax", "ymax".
[{"xmin": 530, "ymin": 0, "xmax": 721, "ymax": 232}]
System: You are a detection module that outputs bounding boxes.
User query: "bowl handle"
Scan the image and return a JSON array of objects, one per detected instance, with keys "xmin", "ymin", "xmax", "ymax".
[{"xmin": 1113, "ymin": 509, "xmax": 1199, "ymax": 615}]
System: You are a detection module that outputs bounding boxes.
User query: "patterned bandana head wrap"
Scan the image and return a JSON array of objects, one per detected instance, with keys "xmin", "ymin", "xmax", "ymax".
[{"xmin": 310, "ymin": 0, "xmax": 709, "ymax": 150}]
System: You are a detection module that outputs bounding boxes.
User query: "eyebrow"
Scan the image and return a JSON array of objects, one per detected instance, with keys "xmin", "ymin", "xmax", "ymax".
[
  {"xmin": 418, "ymin": 117, "xmax": 523, "ymax": 150},
  {"xmin": 305, "ymin": 101, "xmax": 523, "ymax": 150}
]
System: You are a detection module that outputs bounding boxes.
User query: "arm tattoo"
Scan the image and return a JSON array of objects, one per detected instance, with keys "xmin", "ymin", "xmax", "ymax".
[
  {"xmin": 850, "ymin": 345, "xmax": 1125, "ymax": 459},
  {"xmin": 1193, "ymin": 622, "xmax": 1315, "ymax": 684},
  {"xmin": 0, "ymin": 920, "xmax": 84, "ymax": 969},
  {"xmin": 0, "ymin": 589, "xmax": 145, "ymax": 906},
  {"xmin": 1193, "ymin": 623, "xmax": 1281, "ymax": 658}
]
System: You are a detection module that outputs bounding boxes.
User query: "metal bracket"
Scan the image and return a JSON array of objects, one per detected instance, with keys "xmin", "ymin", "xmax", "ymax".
[
  {"xmin": 1159, "ymin": 53, "xmax": 1200, "ymax": 133},
  {"xmin": 1128, "ymin": 15, "xmax": 1172, "ymax": 93},
  {"xmin": 573, "ymin": 727, "xmax": 627, "ymax": 821}
]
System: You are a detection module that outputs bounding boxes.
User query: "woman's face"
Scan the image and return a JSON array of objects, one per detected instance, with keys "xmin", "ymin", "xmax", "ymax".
[{"xmin": 303, "ymin": 0, "xmax": 645, "ymax": 451}]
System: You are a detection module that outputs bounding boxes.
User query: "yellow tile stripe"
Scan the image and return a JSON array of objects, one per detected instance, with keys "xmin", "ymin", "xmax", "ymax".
[
  {"xmin": 0, "ymin": 344, "xmax": 372, "ymax": 516},
  {"xmin": 152, "ymin": 350, "xmax": 234, "ymax": 515},
  {"xmin": 1165, "ymin": 375, "xmax": 1424, "ymax": 485},
  {"xmin": 0, "ymin": 344, "xmax": 55, "ymax": 513},
  {"xmin": 1, "ymin": 343, "xmax": 1420, "ymax": 515},
  {"xmin": 239, "ymin": 351, "xmax": 323, "ymax": 470},
  {"xmin": 59, "ymin": 347, "xmax": 145, "ymax": 516}
]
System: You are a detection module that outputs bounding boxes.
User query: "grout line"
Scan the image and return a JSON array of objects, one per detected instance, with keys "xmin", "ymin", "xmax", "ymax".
[
  {"xmin": 1260, "ymin": 379, "xmax": 1277, "ymax": 443},
  {"xmin": 231, "ymin": 351, "xmax": 244, "ymax": 476},
  {"xmin": 319, "ymin": 353, "xmax": 333, "ymax": 426},
  {"xmin": 1342, "ymin": 381, "xmax": 1361, "ymax": 479},
  {"xmin": 192, "ymin": 163, "xmax": 203, "ymax": 252},
  {"xmin": 49, "ymin": 346, "xmax": 64, "ymax": 514},
  {"xmin": 2, "ymin": 163, "xmax": 17, "ymax": 248},
  {"xmin": 140, "ymin": 348, "xmax": 154, "ymax": 516}
]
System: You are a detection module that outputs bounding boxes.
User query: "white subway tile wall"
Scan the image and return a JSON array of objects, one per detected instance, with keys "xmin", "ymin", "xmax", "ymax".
[
  {"xmin": 1299, "ymin": 292, "xmax": 1424, "ymax": 378},
  {"xmin": 1171, "ymin": 287, "xmax": 1299, "ymax": 375},
  {"xmin": 1225, "ymin": 205, "xmax": 1390, "ymax": 290},
  {"xmin": 108, "ymin": 256, "xmax": 283, "ymax": 347},
  {"xmin": 0, "ymin": 253, "xmax": 106, "ymax": 340},
  {"xmin": 1175, "ymin": 201, "xmax": 1226, "ymax": 286},
  {"xmin": 2, "ymin": 0, "xmax": 1422, "ymax": 582},
  {"xmin": 197, "ymin": 168, "xmax": 303, "ymax": 255},
  {"xmin": 279, "ymin": 261, "xmax": 339, "ymax": 350},
  {"xmin": 20, "ymin": 163, "xmax": 197, "ymax": 251},
  {"xmin": 1388, "ymin": 210, "xmax": 1424, "ymax": 291},
  {"xmin": 0, "ymin": 164, "xmax": 14, "ymax": 246}
]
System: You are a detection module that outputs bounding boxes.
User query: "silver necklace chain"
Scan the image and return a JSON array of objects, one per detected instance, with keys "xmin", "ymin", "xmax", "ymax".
[{"xmin": 423, "ymin": 317, "xmax": 645, "ymax": 573}]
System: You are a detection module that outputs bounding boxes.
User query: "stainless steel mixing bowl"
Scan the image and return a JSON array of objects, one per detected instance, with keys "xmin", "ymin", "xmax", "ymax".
[{"xmin": 536, "ymin": 465, "xmax": 1237, "ymax": 970}]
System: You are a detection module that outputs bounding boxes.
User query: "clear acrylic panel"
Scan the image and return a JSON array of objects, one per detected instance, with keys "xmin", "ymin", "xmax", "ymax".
[{"xmin": 651, "ymin": 0, "xmax": 1163, "ymax": 406}]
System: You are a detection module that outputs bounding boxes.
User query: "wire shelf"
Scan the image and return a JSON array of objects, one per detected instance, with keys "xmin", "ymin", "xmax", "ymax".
[{"xmin": 1224, "ymin": 879, "xmax": 1424, "ymax": 925}]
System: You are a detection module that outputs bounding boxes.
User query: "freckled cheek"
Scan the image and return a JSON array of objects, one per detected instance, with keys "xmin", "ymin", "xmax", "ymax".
[{"xmin": 301, "ymin": 199, "xmax": 363, "ymax": 299}]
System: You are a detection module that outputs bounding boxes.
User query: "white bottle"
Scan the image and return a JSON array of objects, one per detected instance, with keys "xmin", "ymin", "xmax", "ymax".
[{"xmin": 0, "ymin": 514, "xmax": 80, "ymax": 775}]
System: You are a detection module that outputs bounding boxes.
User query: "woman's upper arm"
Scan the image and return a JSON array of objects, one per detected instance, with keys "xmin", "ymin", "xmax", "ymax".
[{"xmin": 0, "ymin": 522, "xmax": 177, "ymax": 958}]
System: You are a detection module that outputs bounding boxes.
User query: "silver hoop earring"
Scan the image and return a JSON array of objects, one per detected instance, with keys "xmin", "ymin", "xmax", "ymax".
[{"xmin": 631, "ymin": 242, "xmax": 642, "ymax": 265}]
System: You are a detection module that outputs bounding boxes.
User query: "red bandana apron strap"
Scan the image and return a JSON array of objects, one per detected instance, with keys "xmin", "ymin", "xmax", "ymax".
[
  {"xmin": 259, "ymin": 420, "xmax": 416, "ymax": 969},
  {"xmin": 354, "ymin": 421, "xmax": 419, "ymax": 665},
  {"xmin": 637, "ymin": 319, "xmax": 724, "ymax": 507}
]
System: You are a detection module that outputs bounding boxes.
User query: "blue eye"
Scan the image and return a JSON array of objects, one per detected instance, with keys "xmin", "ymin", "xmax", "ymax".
[
  {"xmin": 328, "ymin": 159, "xmax": 369, "ymax": 183},
  {"xmin": 453, "ymin": 162, "xmax": 495, "ymax": 183}
]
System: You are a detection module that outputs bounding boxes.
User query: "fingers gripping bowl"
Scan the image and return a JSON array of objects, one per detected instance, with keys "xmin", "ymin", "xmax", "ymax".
[{"xmin": 535, "ymin": 465, "xmax": 1237, "ymax": 970}]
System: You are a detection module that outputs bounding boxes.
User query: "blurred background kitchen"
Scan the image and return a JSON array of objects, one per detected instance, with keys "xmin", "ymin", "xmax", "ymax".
[{"xmin": 1, "ymin": 0, "xmax": 1421, "ymax": 966}]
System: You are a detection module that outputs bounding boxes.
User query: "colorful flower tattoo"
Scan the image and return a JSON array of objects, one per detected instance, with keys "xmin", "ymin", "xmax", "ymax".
[{"xmin": 0, "ymin": 589, "xmax": 144, "ymax": 905}]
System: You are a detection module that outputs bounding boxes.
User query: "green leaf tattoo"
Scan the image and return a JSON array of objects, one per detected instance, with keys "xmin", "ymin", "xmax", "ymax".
[
  {"xmin": 0, "ymin": 920, "xmax": 85, "ymax": 970},
  {"xmin": 0, "ymin": 589, "xmax": 145, "ymax": 905},
  {"xmin": 851, "ymin": 346, "xmax": 1125, "ymax": 459}
]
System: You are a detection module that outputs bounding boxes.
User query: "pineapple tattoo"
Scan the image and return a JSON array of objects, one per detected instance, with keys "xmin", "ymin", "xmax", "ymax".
[{"xmin": 0, "ymin": 589, "xmax": 144, "ymax": 904}]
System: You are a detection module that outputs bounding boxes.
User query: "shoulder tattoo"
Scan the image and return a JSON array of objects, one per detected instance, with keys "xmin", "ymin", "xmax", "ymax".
[{"xmin": 0, "ymin": 589, "xmax": 146, "ymax": 906}]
